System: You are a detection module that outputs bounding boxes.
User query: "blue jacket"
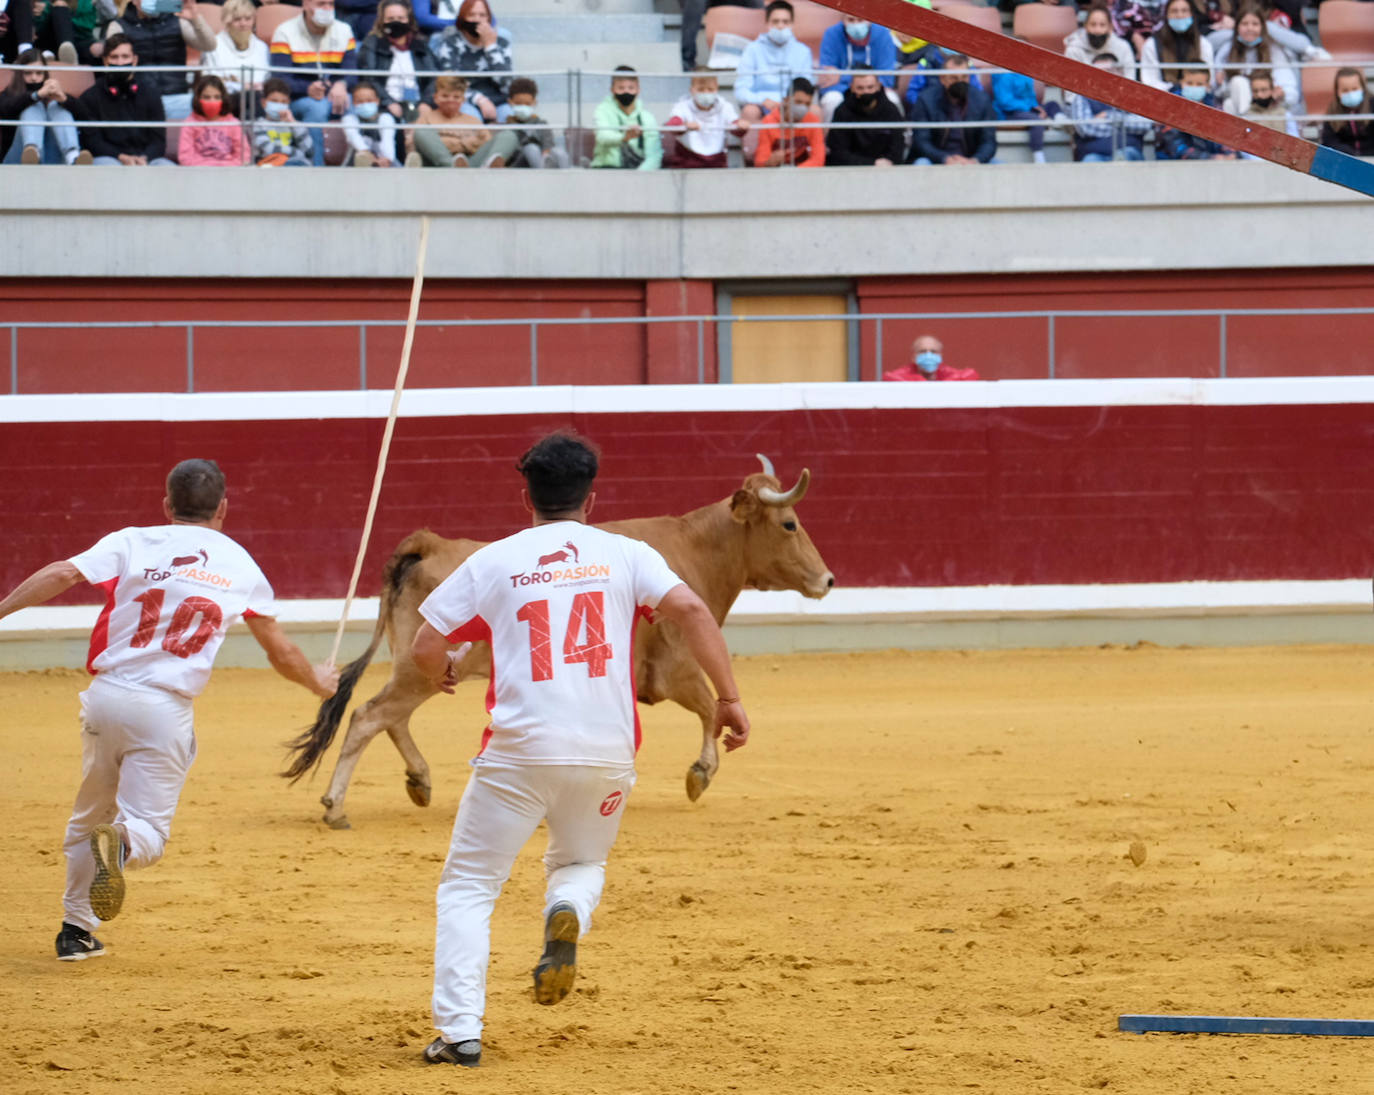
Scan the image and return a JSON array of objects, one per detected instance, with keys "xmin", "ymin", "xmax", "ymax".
[
  {"xmin": 817, "ymin": 22, "xmax": 896, "ymax": 93},
  {"xmin": 991, "ymin": 71, "xmax": 1037, "ymax": 116},
  {"xmin": 908, "ymin": 78, "xmax": 997, "ymax": 163},
  {"xmin": 1155, "ymin": 85, "xmax": 1228, "ymax": 159},
  {"xmin": 899, "ymin": 43, "xmax": 945, "ymax": 107},
  {"xmin": 734, "ymin": 33, "xmax": 814, "ymax": 105}
]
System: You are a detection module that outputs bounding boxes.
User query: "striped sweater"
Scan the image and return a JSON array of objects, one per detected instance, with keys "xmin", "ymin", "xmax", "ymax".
[{"xmin": 269, "ymin": 16, "xmax": 358, "ymax": 99}]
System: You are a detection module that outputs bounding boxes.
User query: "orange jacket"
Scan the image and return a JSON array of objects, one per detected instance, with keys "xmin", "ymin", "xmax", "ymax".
[{"xmin": 753, "ymin": 107, "xmax": 825, "ymax": 168}]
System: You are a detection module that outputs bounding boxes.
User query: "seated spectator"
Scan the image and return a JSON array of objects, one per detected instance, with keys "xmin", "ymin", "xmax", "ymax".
[
  {"xmin": 430, "ymin": 0, "xmax": 512, "ymax": 122},
  {"xmin": 908, "ymin": 53, "xmax": 996, "ymax": 166},
  {"xmin": 357, "ymin": 0, "xmax": 437, "ymax": 124},
  {"xmin": 1320, "ymin": 69, "xmax": 1374, "ymax": 158},
  {"xmin": 825, "ymin": 66, "xmax": 903, "ymax": 167},
  {"xmin": 270, "ymin": 0, "xmax": 358, "ymax": 167},
  {"xmin": 1140, "ymin": 0, "xmax": 1214, "ymax": 94},
  {"xmin": 1155, "ymin": 68, "xmax": 1236, "ymax": 158},
  {"xmin": 753, "ymin": 75, "xmax": 824, "ymax": 167},
  {"xmin": 1070, "ymin": 53, "xmax": 1152, "ymax": 161},
  {"xmin": 883, "ymin": 335, "xmax": 980, "ymax": 382},
  {"xmin": 816, "ymin": 13, "xmax": 897, "ymax": 125},
  {"xmin": 0, "ymin": 0, "xmax": 34, "ymax": 64},
  {"xmin": 178, "ymin": 73, "xmax": 246, "ymax": 165},
  {"xmin": 505, "ymin": 76, "xmax": 566, "ymax": 168},
  {"xmin": 405, "ymin": 72, "xmax": 515, "ymax": 166},
  {"xmin": 337, "ymin": 0, "xmax": 381, "ymax": 45},
  {"xmin": 1213, "ymin": 6, "xmax": 1297, "ymax": 116},
  {"xmin": 68, "ymin": 32, "xmax": 175, "ymax": 164},
  {"xmin": 680, "ymin": 0, "xmax": 764, "ymax": 72},
  {"xmin": 0, "ymin": 47, "xmax": 91, "ymax": 163},
  {"xmin": 32, "ymin": 0, "xmax": 90, "ymax": 65},
  {"xmin": 1240, "ymin": 70, "xmax": 1295, "ymax": 139},
  {"xmin": 1199, "ymin": 0, "xmax": 1233, "ymax": 35},
  {"xmin": 735, "ymin": 0, "xmax": 814, "ymax": 156},
  {"xmin": 592, "ymin": 65, "xmax": 661, "ymax": 169},
  {"xmin": 991, "ymin": 68, "xmax": 1062, "ymax": 165},
  {"xmin": 1208, "ymin": 0, "xmax": 1326, "ymax": 64},
  {"xmin": 201, "ymin": 0, "xmax": 271, "ymax": 99},
  {"xmin": 1064, "ymin": 5, "xmax": 1135, "ymax": 87},
  {"xmin": 1110, "ymin": 0, "xmax": 1166, "ymax": 59},
  {"xmin": 665, "ymin": 69, "xmax": 747, "ymax": 169},
  {"xmin": 105, "ymin": 0, "xmax": 216, "ymax": 122},
  {"xmin": 254, "ymin": 76, "xmax": 314, "ymax": 166},
  {"xmin": 413, "ymin": 0, "xmax": 459, "ymax": 35},
  {"xmin": 343, "ymin": 79, "xmax": 397, "ymax": 165}
]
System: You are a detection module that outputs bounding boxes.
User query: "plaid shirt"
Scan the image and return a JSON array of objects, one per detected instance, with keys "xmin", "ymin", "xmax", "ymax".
[{"xmin": 1069, "ymin": 94, "xmax": 1154, "ymax": 139}]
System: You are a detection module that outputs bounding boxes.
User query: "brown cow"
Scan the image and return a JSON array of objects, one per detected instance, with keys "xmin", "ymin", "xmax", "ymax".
[{"xmin": 283, "ymin": 456, "xmax": 834, "ymax": 830}]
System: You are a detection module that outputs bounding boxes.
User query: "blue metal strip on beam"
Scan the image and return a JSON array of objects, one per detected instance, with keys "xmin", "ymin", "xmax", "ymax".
[
  {"xmin": 1120, "ymin": 1014, "xmax": 1374, "ymax": 1036},
  {"xmin": 821, "ymin": 0, "xmax": 1374, "ymax": 198}
]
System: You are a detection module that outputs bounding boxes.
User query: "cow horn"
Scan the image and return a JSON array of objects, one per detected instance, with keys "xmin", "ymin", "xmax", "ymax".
[
  {"xmin": 757, "ymin": 467, "xmax": 810, "ymax": 507},
  {"xmin": 755, "ymin": 453, "xmax": 775, "ymax": 479}
]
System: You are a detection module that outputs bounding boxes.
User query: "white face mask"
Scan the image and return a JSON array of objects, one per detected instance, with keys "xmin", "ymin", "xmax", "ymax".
[
  {"xmin": 310, "ymin": 5, "xmax": 335, "ymax": 28},
  {"xmin": 510, "ymin": 103, "xmax": 534, "ymax": 121},
  {"xmin": 692, "ymin": 90, "xmax": 717, "ymax": 110},
  {"xmin": 767, "ymin": 25, "xmax": 793, "ymax": 46},
  {"xmin": 788, "ymin": 101, "xmax": 809, "ymax": 121}
]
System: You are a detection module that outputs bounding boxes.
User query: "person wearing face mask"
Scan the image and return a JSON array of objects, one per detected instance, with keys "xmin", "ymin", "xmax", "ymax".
[
  {"xmin": 177, "ymin": 73, "xmax": 246, "ymax": 165},
  {"xmin": 1155, "ymin": 68, "xmax": 1236, "ymax": 158},
  {"xmin": 816, "ymin": 12, "xmax": 897, "ymax": 126},
  {"xmin": 990, "ymin": 67, "xmax": 1062, "ymax": 165},
  {"xmin": 908, "ymin": 53, "xmax": 997, "ymax": 166},
  {"xmin": 664, "ymin": 70, "xmax": 748, "ymax": 168},
  {"xmin": 1064, "ymin": 4, "xmax": 1136, "ymax": 95},
  {"xmin": 825, "ymin": 66, "xmax": 903, "ymax": 167},
  {"xmin": 357, "ymin": 0, "xmax": 437, "ymax": 124},
  {"xmin": 735, "ymin": 0, "xmax": 814, "ymax": 156},
  {"xmin": 342, "ymin": 79, "xmax": 398, "ymax": 165},
  {"xmin": 105, "ymin": 0, "xmax": 215, "ymax": 121},
  {"xmin": 504, "ymin": 76, "xmax": 566, "ymax": 168},
  {"xmin": 270, "ymin": 0, "xmax": 359, "ymax": 166},
  {"xmin": 1212, "ymin": 6, "xmax": 1297, "ymax": 116},
  {"xmin": 431, "ymin": 0, "xmax": 513, "ymax": 122},
  {"xmin": 67, "ymin": 33, "xmax": 176, "ymax": 164},
  {"xmin": 1140, "ymin": 0, "xmax": 1214, "ymax": 92},
  {"xmin": 1069, "ymin": 54, "xmax": 1153, "ymax": 161},
  {"xmin": 1320, "ymin": 69, "xmax": 1374, "ymax": 158},
  {"xmin": 0, "ymin": 47, "xmax": 91, "ymax": 163},
  {"xmin": 883, "ymin": 336, "xmax": 980, "ymax": 383},
  {"xmin": 1240, "ymin": 71, "xmax": 1295, "ymax": 137},
  {"xmin": 253, "ymin": 76, "xmax": 314, "ymax": 166},
  {"xmin": 201, "ymin": 0, "xmax": 271, "ymax": 98},
  {"xmin": 592, "ymin": 65, "xmax": 662, "ymax": 169},
  {"xmin": 753, "ymin": 75, "xmax": 824, "ymax": 167}
]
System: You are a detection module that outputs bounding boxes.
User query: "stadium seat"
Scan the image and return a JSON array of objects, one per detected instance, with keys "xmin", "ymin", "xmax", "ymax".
[
  {"xmin": 1302, "ymin": 64, "xmax": 1340, "ymax": 119},
  {"xmin": 792, "ymin": 0, "xmax": 841, "ymax": 58},
  {"xmin": 564, "ymin": 127, "xmax": 595, "ymax": 167},
  {"xmin": 1012, "ymin": 2, "xmax": 1078, "ymax": 54},
  {"xmin": 323, "ymin": 125, "xmax": 350, "ymax": 166},
  {"xmin": 704, "ymin": 6, "xmax": 765, "ymax": 63},
  {"xmin": 1317, "ymin": 0, "xmax": 1374, "ymax": 60},
  {"xmin": 255, "ymin": 4, "xmax": 297, "ymax": 44},
  {"xmin": 50, "ymin": 62, "xmax": 94, "ymax": 100},
  {"xmin": 195, "ymin": 2, "xmax": 223, "ymax": 37},
  {"xmin": 165, "ymin": 123, "xmax": 184, "ymax": 163},
  {"xmin": 938, "ymin": 3, "xmax": 1004, "ymax": 36}
]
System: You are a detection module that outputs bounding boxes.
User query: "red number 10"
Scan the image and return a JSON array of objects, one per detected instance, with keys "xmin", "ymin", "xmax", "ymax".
[
  {"xmin": 131, "ymin": 590, "xmax": 224, "ymax": 659},
  {"xmin": 516, "ymin": 592, "xmax": 610, "ymax": 681}
]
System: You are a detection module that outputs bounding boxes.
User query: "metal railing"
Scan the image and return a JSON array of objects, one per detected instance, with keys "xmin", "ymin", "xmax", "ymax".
[{"xmin": 6, "ymin": 305, "xmax": 1374, "ymax": 393}]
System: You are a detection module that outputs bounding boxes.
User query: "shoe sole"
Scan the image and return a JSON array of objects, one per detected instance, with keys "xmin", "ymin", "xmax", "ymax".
[
  {"xmin": 89, "ymin": 825, "xmax": 125, "ymax": 921},
  {"xmin": 533, "ymin": 906, "xmax": 579, "ymax": 1005},
  {"xmin": 57, "ymin": 947, "xmax": 105, "ymax": 962},
  {"xmin": 423, "ymin": 1038, "xmax": 480, "ymax": 1067}
]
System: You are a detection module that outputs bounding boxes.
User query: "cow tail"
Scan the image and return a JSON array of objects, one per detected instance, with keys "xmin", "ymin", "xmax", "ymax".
[{"xmin": 280, "ymin": 530, "xmax": 437, "ymax": 783}]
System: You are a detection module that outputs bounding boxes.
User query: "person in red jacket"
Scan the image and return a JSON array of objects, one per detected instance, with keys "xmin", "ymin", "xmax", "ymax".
[
  {"xmin": 883, "ymin": 334, "xmax": 981, "ymax": 381},
  {"xmin": 754, "ymin": 77, "xmax": 825, "ymax": 168}
]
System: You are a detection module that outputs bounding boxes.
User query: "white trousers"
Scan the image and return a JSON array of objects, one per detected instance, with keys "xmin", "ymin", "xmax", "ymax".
[
  {"xmin": 62, "ymin": 675, "xmax": 196, "ymax": 931},
  {"xmin": 432, "ymin": 761, "xmax": 636, "ymax": 1043}
]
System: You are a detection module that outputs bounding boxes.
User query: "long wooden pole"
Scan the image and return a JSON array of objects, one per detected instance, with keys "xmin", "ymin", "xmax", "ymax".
[{"xmin": 327, "ymin": 215, "xmax": 432, "ymax": 669}]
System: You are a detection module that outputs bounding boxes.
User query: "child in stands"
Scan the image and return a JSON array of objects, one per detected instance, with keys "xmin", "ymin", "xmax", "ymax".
[
  {"xmin": 665, "ymin": 70, "xmax": 747, "ymax": 169},
  {"xmin": 178, "ymin": 74, "xmax": 246, "ymax": 166},
  {"xmin": 343, "ymin": 80, "xmax": 397, "ymax": 166},
  {"xmin": 253, "ymin": 77, "xmax": 313, "ymax": 167}
]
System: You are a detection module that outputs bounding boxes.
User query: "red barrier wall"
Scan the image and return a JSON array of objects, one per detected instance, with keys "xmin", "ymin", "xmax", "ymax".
[{"xmin": 6, "ymin": 400, "xmax": 1373, "ymax": 604}]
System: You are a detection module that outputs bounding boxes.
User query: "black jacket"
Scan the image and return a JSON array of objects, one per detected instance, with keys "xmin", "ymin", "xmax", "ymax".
[
  {"xmin": 355, "ymin": 33, "xmax": 438, "ymax": 109},
  {"xmin": 907, "ymin": 78, "xmax": 997, "ymax": 164},
  {"xmin": 112, "ymin": 9, "xmax": 191, "ymax": 98},
  {"xmin": 826, "ymin": 90, "xmax": 905, "ymax": 166},
  {"xmin": 1321, "ymin": 113, "xmax": 1374, "ymax": 158},
  {"xmin": 0, "ymin": 74, "xmax": 42, "ymax": 160},
  {"xmin": 69, "ymin": 73, "xmax": 167, "ymax": 160}
]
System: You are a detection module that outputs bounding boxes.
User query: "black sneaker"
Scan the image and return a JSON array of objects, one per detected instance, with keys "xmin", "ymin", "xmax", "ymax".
[
  {"xmin": 532, "ymin": 901, "xmax": 579, "ymax": 1005},
  {"xmin": 89, "ymin": 824, "xmax": 126, "ymax": 921},
  {"xmin": 423, "ymin": 1037, "xmax": 481, "ymax": 1067},
  {"xmin": 55, "ymin": 922, "xmax": 105, "ymax": 962}
]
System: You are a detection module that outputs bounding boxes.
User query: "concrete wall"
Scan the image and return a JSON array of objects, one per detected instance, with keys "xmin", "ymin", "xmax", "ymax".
[{"xmin": 6, "ymin": 161, "xmax": 1374, "ymax": 281}]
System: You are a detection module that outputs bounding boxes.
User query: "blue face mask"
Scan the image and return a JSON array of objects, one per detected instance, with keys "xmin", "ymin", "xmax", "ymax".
[
  {"xmin": 1167, "ymin": 15, "xmax": 1193, "ymax": 32},
  {"xmin": 1236, "ymin": 34, "xmax": 1261, "ymax": 46},
  {"xmin": 264, "ymin": 99, "xmax": 287, "ymax": 119},
  {"xmin": 767, "ymin": 25, "xmax": 793, "ymax": 45},
  {"xmin": 1180, "ymin": 83, "xmax": 1207, "ymax": 101},
  {"xmin": 354, "ymin": 100, "xmax": 379, "ymax": 120},
  {"xmin": 845, "ymin": 20, "xmax": 870, "ymax": 42},
  {"xmin": 915, "ymin": 351, "xmax": 941, "ymax": 373},
  {"xmin": 1340, "ymin": 89, "xmax": 1365, "ymax": 109}
]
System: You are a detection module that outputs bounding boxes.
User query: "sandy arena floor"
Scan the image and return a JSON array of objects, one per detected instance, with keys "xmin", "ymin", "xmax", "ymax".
[{"xmin": 4, "ymin": 644, "xmax": 1374, "ymax": 1094}]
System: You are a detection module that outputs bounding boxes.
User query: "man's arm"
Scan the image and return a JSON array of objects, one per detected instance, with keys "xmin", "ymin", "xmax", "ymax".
[
  {"xmin": 411, "ymin": 621, "xmax": 473, "ymax": 695},
  {"xmin": 653, "ymin": 583, "xmax": 750, "ymax": 751},
  {"xmin": 0, "ymin": 561, "xmax": 84, "ymax": 622},
  {"xmin": 244, "ymin": 615, "xmax": 339, "ymax": 698}
]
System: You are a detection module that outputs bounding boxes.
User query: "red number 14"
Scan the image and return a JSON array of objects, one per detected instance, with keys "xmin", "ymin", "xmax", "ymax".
[{"xmin": 516, "ymin": 592, "xmax": 610, "ymax": 681}]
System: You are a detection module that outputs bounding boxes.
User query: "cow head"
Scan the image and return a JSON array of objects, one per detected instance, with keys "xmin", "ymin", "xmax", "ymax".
[{"xmin": 729, "ymin": 454, "xmax": 834, "ymax": 599}]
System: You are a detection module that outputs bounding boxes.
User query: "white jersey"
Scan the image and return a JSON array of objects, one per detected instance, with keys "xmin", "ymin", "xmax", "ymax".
[
  {"xmin": 69, "ymin": 525, "xmax": 277, "ymax": 699},
  {"xmin": 419, "ymin": 521, "xmax": 684, "ymax": 767}
]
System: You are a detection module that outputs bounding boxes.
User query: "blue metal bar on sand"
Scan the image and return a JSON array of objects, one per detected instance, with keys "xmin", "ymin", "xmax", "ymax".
[{"xmin": 1120, "ymin": 1014, "xmax": 1374, "ymax": 1036}]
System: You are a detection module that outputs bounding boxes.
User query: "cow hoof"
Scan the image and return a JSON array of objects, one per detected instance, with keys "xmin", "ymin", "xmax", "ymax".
[
  {"xmin": 406, "ymin": 774, "xmax": 432, "ymax": 808},
  {"xmin": 685, "ymin": 762, "xmax": 712, "ymax": 802},
  {"xmin": 324, "ymin": 813, "xmax": 351, "ymax": 831}
]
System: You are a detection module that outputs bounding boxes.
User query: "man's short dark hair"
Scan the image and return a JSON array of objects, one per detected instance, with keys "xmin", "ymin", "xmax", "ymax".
[
  {"xmin": 790, "ymin": 76, "xmax": 814, "ymax": 97},
  {"xmin": 104, "ymin": 32, "xmax": 133, "ymax": 57},
  {"xmin": 1092, "ymin": 52, "xmax": 1118, "ymax": 65},
  {"xmin": 262, "ymin": 76, "xmax": 290, "ymax": 99},
  {"xmin": 166, "ymin": 459, "xmax": 226, "ymax": 522},
  {"xmin": 946, "ymin": 53, "xmax": 970, "ymax": 67},
  {"xmin": 517, "ymin": 431, "xmax": 599, "ymax": 515},
  {"xmin": 765, "ymin": 0, "xmax": 794, "ymax": 18},
  {"xmin": 509, "ymin": 76, "xmax": 538, "ymax": 99}
]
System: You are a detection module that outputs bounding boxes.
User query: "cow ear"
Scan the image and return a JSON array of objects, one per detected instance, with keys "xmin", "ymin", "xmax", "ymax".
[{"xmin": 729, "ymin": 489, "xmax": 759, "ymax": 524}]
